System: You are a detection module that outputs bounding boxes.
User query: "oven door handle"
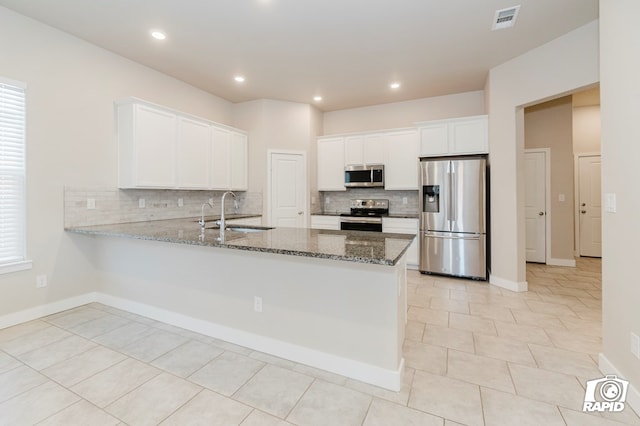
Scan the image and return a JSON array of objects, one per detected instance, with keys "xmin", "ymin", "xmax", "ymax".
[{"xmin": 340, "ymin": 216, "xmax": 383, "ymax": 224}]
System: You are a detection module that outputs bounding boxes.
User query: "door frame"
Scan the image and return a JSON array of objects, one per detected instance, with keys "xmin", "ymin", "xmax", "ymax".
[
  {"xmin": 267, "ymin": 149, "xmax": 308, "ymax": 228},
  {"xmin": 574, "ymin": 152, "xmax": 601, "ymax": 257},
  {"xmin": 524, "ymin": 148, "xmax": 551, "ymax": 264}
]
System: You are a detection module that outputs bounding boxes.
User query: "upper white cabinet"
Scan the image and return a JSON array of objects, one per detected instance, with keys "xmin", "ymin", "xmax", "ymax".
[
  {"xmin": 344, "ymin": 134, "xmax": 385, "ymax": 166},
  {"xmin": 117, "ymin": 98, "xmax": 248, "ymax": 190},
  {"xmin": 418, "ymin": 115, "xmax": 488, "ymax": 157},
  {"xmin": 384, "ymin": 130, "xmax": 419, "ymax": 190},
  {"xmin": 317, "ymin": 137, "xmax": 346, "ymax": 191}
]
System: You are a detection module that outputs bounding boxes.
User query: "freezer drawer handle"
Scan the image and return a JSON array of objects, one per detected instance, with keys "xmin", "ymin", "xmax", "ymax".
[{"xmin": 424, "ymin": 233, "xmax": 481, "ymax": 240}]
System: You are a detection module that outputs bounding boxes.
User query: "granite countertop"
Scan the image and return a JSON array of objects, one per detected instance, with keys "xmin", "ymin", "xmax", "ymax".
[{"xmin": 66, "ymin": 218, "xmax": 415, "ymax": 266}]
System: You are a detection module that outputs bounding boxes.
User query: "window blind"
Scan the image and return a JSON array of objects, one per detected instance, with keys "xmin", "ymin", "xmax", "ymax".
[{"xmin": 0, "ymin": 80, "xmax": 26, "ymax": 265}]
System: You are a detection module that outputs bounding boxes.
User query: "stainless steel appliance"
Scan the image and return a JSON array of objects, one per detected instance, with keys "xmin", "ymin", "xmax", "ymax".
[
  {"xmin": 339, "ymin": 199, "xmax": 389, "ymax": 232},
  {"xmin": 419, "ymin": 156, "xmax": 487, "ymax": 280},
  {"xmin": 344, "ymin": 164, "xmax": 384, "ymax": 188}
]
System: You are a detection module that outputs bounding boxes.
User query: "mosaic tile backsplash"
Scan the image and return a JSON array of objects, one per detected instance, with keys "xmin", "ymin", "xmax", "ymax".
[{"xmin": 320, "ymin": 188, "xmax": 419, "ymax": 215}]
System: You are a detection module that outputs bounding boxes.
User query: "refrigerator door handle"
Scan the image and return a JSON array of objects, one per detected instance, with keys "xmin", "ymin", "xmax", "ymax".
[
  {"xmin": 424, "ymin": 232, "xmax": 481, "ymax": 240},
  {"xmin": 450, "ymin": 162, "xmax": 457, "ymax": 223}
]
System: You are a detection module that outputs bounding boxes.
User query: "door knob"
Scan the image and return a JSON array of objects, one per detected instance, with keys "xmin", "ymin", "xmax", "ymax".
[
  {"xmin": 581, "ymin": 210, "xmax": 587, "ymax": 214},
  {"xmin": 538, "ymin": 212, "xmax": 544, "ymax": 216},
  {"xmin": 297, "ymin": 211, "xmax": 304, "ymax": 215},
  {"xmin": 581, "ymin": 203, "xmax": 586, "ymax": 207}
]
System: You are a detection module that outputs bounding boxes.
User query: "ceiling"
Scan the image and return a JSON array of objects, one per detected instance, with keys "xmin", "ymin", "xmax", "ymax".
[{"xmin": 0, "ymin": 0, "xmax": 598, "ymax": 112}]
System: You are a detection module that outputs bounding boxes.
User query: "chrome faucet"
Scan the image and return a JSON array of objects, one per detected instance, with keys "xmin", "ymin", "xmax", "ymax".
[
  {"xmin": 199, "ymin": 200, "xmax": 214, "ymax": 229},
  {"xmin": 216, "ymin": 191, "xmax": 238, "ymax": 235}
]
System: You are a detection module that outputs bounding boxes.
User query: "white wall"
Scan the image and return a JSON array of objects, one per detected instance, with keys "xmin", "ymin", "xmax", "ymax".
[
  {"xmin": 486, "ymin": 21, "xmax": 599, "ymax": 290},
  {"xmin": 323, "ymin": 91, "xmax": 485, "ymax": 135},
  {"xmin": 573, "ymin": 105, "xmax": 601, "ymax": 154},
  {"xmin": 600, "ymin": 0, "xmax": 640, "ymax": 401},
  {"xmin": 0, "ymin": 7, "xmax": 233, "ymax": 316}
]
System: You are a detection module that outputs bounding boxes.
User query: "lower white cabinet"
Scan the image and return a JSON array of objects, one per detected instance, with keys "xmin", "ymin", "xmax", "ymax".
[
  {"xmin": 310, "ymin": 215, "xmax": 340, "ymax": 230},
  {"xmin": 227, "ymin": 216, "xmax": 262, "ymax": 226},
  {"xmin": 383, "ymin": 218, "xmax": 419, "ymax": 268}
]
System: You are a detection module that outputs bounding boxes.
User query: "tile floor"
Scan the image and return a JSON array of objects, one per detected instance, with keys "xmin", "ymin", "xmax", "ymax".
[{"xmin": 1, "ymin": 257, "xmax": 639, "ymax": 425}]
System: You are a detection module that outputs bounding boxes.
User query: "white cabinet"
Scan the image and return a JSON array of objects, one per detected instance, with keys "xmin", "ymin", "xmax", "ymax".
[
  {"xmin": 310, "ymin": 215, "xmax": 340, "ymax": 230},
  {"xmin": 317, "ymin": 137, "xmax": 346, "ymax": 191},
  {"xmin": 383, "ymin": 217, "xmax": 419, "ymax": 268},
  {"xmin": 117, "ymin": 98, "xmax": 248, "ymax": 190},
  {"xmin": 418, "ymin": 115, "xmax": 488, "ymax": 157},
  {"xmin": 117, "ymin": 102, "xmax": 178, "ymax": 188},
  {"xmin": 344, "ymin": 134, "xmax": 385, "ymax": 166},
  {"xmin": 384, "ymin": 130, "xmax": 419, "ymax": 190}
]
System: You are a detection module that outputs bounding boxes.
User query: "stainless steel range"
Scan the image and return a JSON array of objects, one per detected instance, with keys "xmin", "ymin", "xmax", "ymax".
[{"xmin": 339, "ymin": 199, "xmax": 389, "ymax": 232}]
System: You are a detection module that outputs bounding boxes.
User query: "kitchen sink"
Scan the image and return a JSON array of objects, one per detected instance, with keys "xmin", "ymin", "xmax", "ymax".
[{"xmin": 204, "ymin": 225, "xmax": 274, "ymax": 233}]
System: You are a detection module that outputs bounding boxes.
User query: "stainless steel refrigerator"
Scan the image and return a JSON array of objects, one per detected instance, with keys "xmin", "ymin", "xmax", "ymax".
[{"xmin": 419, "ymin": 156, "xmax": 487, "ymax": 280}]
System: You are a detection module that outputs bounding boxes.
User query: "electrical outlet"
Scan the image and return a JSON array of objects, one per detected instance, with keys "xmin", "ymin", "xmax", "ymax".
[
  {"xmin": 209, "ymin": 198, "xmax": 214, "ymax": 206},
  {"xmin": 138, "ymin": 198, "xmax": 145, "ymax": 208},
  {"xmin": 631, "ymin": 332, "xmax": 640, "ymax": 359},
  {"xmin": 178, "ymin": 198, "xmax": 184, "ymax": 207},
  {"xmin": 558, "ymin": 193, "xmax": 565, "ymax": 202},
  {"xmin": 86, "ymin": 198, "xmax": 96, "ymax": 209},
  {"xmin": 402, "ymin": 197, "xmax": 408, "ymax": 205},
  {"xmin": 36, "ymin": 275, "xmax": 47, "ymax": 288},
  {"xmin": 325, "ymin": 196, "xmax": 330, "ymax": 204},
  {"xmin": 254, "ymin": 296, "xmax": 263, "ymax": 313}
]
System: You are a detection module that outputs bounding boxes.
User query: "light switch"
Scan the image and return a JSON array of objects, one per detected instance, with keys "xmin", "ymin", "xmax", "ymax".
[
  {"xmin": 86, "ymin": 198, "xmax": 96, "ymax": 209},
  {"xmin": 605, "ymin": 193, "xmax": 617, "ymax": 213},
  {"xmin": 558, "ymin": 193, "xmax": 565, "ymax": 202}
]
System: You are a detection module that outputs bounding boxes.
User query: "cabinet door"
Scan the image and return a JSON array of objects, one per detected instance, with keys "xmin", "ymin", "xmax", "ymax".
[
  {"xmin": 385, "ymin": 130, "xmax": 419, "ymax": 190},
  {"xmin": 449, "ymin": 117, "xmax": 488, "ymax": 154},
  {"xmin": 419, "ymin": 123, "xmax": 449, "ymax": 157},
  {"xmin": 310, "ymin": 215, "xmax": 340, "ymax": 230},
  {"xmin": 317, "ymin": 137, "xmax": 346, "ymax": 191},
  {"xmin": 383, "ymin": 218, "xmax": 419, "ymax": 267},
  {"xmin": 134, "ymin": 105, "xmax": 177, "ymax": 187},
  {"xmin": 344, "ymin": 136, "xmax": 364, "ymax": 165},
  {"xmin": 363, "ymin": 134, "xmax": 385, "ymax": 165},
  {"xmin": 230, "ymin": 132, "xmax": 248, "ymax": 190},
  {"xmin": 211, "ymin": 127, "xmax": 231, "ymax": 189},
  {"xmin": 176, "ymin": 117, "xmax": 210, "ymax": 189}
]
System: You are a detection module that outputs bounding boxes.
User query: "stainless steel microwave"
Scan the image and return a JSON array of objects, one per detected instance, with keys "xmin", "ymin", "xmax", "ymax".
[{"xmin": 344, "ymin": 164, "xmax": 384, "ymax": 188}]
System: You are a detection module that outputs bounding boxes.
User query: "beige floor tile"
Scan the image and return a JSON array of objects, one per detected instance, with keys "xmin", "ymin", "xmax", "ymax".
[
  {"xmin": 415, "ymin": 286, "xmax": 451, "ymax": 299},
  {"xmin": 189, "ymin": 351, "xmax": 265, "ymax": 396},
  {"xmin": 469, "ymin": 302, "xmax": 515, "ymax": 323},
  {"xmin": 120, "ymin": 329, "xmax": 188, "ymax": 362},
  {"xmin": 344, "ymin": 368, "xmax": 415, "ymax": 406},
  {"xmin": 559, "ymin": 316, "xmax": 602, "ymax": 337},
  {"xmin": 444, "ymin": 421, "xmax": 466, "ymax": 426},
  {"xmin": 599, "ymin": 406, "xmax": 640, "ymax": 425},
  {"xmin": 493, "ymin": 320, "xmax": 552, "ymax": 345},
  {"xmin": 38, "ymin": 399, "xmax": 120, "ymax": 426},
  {"xmin": 0, "ymin": 351, "xmax": 21, "ymax": 374},
  {"xmin": 407, "ymin": 306, "xmax": 449, "ymax": 326},
  {"xmin": 484, "ymin": 294, "xmax": 532, "ymax": 310},
  {"xmin": 449, "ymin": 312, "xmax": 497, "ymax": 335},
  {"xmin": 434, "ymin": 277, "xmax": 469, "ymax": 291},
  {"xmin": 44, "ymin": 307, "xmax": 108, "ymax": 329},
  {"xmin": 409, "ymin": 370, "xmax": 483, "ymax": 426},
  {"xmin": 430, "ymin": 298, "xmax": 470, "ymax": 314},
  {"xmin": 363, "ymin": 398, "xmax": 443, "ymax": 426},
  {"xmin": 0, "ymin": 364, "xmax": 48, "ymax": 403},
  {"xmin": 152, "ymin": 340, "xmax": 224, "ymax": 377},
  {"xmin": 17, "ymin": 335, "xmax": 97, "ymax": 370},
  {"xmin": 249, "ymin": 351, "xmax": 297, "ymax": 369},
  {"xmin": 42, "ymin": 345, "xmax": 127, "ymax": 387},
  {"xmin": 0, "ymin": 320, "xmax": 50, "ymax": 344},
  {"xmin": 447, "ymin": 349, "xmax": 515, "ymax": 393},
  {"xmin": 422, "ymin": 324, "xmax": 474, "ymax": 353},
  {"xmin": 106, "ymin": 372, "xmax": 201, "ymax": 426},
  {"xmin": 405, "ymin": 320, "xmax": 425, "ymax": 341},
  {"xmin": 209, "ymin": 338, "xmax": 254, "ymax": 356},
  {"xmin": 67, "ymin": 314, "xmax": 131, "ymax": 339},
  {"xmin": 481, "ymin": 387, "xmax": 565, "ymax": 426},
  {"xmin": 0, "ymin": 380, "xmax": 80, "ymax": 426},
  {"xmin": 161, "ymin": 389, "xmax": 252, "ymax": 426},
  {"xmin": 0, "ymin": 326, "xmax": 71, "ymax": 356},
  {"xmin": 407, "ymin": 292, "xmax": 431, "ymax": 308},
  {"xmin": 544, "ymin": 328, "xmax": 602, "ymax": 355},
  {"xmin": 526, "ymin": 300, "xmax": 579, "ymax": 318},
  {"xmin": 509, "ymin": 363, "xmax": 586, "ymax": 410},
  {"xmin": 450, "ymin": 289, "xmax": 490, "ymax": 303},
  {"xmin": 234, "ymin": 364, "xmax": 313, "ymax": 418},
  {"xmin": 559, "ymin": 407, "xmax": 628, "ymax": 426},
  {"xmin": 528, "ymin": 343, "xmax": 601, "ymax": 378},
  {"xmin": 71, "ymin": 358, "xmax": 160, "ymax": 407},
  {"xmin": 403, "ymin": 340, "xmax": 447, "ymax": 374},
  {"xmin": 511, "ymin": 309, "xmax": 566, "ymax": 329},
  {"xmin": 240, "ymin": 409, "xmax": 293, "ymax": 425},
  {"xmin": 287, "ymin": 380, "xmax": 372, "ymax": 426},
  {"xmin": 92, "ymin": 322, "xmax": 153, "ymax": 350},
  {"xmin": 474, "ymin": 333, "xmax": 536, "ymax": 365},
  {"xmin": 292, "ymin": 363, "xmax": 348, "ymax": 386}
]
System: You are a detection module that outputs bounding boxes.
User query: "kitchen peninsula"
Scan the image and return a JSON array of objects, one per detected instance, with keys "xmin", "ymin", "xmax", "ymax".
[{"xmin": 66, "ymin": 218, "xmax": 414, "ymax": 391}]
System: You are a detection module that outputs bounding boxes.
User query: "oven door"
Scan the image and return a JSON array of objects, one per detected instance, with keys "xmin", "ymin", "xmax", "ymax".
[{"xmin": 340, "ymin": 216, "xmax": 383, "ymax": 232}]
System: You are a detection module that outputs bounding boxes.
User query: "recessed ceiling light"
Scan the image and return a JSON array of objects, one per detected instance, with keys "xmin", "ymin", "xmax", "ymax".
[
  {"xmin": 313, "ymin": 96, "xmax": 322, "ymax": 102},
  {"xmin": 150, "ymin": 31, "xmax": 166, "ymax": 40},
  {"xmin": 234, "ymin": 76, "xmax": 246, "ymax": 83},
  {"xmin": 390, "ymin": 82, "xmax": 401, "ymax": 89}
]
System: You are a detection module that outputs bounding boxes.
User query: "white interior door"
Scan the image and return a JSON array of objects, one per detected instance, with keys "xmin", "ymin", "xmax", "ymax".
[
  {"xmin": 578, "ymin": 156, "xmax": 602, "ymax": 257},
  {"xmin": 270, "ymin": 152, "xmax": 307, "ymax": 227},
  {"xmin": 524, "ymin": 151, "xmax": 546, "ymax": 263}
]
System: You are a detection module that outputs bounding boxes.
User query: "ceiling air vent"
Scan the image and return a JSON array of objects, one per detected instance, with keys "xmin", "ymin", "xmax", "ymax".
[{"xmin": 492, "ymin": 5, "xmax": 520, "ymax": 30}]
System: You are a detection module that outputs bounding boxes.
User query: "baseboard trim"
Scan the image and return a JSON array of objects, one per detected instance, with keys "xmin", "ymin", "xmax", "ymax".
[
  {"xmin": 599, "ymin": 353, "xmax": 640, "ymax": 417},
  {"xmin": 0, "ymin": 293, "xmax": 97, "ymax": 330},
  {"xmin": 489, "ymin": 275, "xmax": 528, "ymax": 292},
  {"xmin": 548, "ymin": 258, "xmax": 577, "ymax": 267},
  {"xmin": 95, "ymin": 293, "xmax": 403, "ymax": 391}
]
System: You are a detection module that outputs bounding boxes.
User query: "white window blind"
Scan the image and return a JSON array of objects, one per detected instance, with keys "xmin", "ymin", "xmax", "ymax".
[{"xmin": 0, "ymin": 80, "xmax": 26, "ymax": 267}]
